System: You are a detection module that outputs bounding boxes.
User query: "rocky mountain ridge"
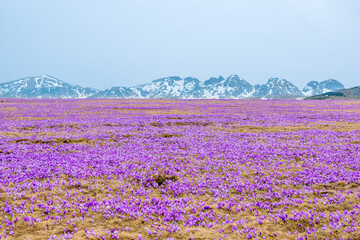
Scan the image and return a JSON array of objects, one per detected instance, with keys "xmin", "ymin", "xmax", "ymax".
[{"xmin": 0, "ymin": 75, "xmax": 345, "ymax": 99}]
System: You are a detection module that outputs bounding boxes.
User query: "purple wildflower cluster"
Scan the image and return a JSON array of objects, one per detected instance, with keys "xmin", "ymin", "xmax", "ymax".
[{"xmin": 0, "ymin": 99, "xmax": 360, "ymax": 239}]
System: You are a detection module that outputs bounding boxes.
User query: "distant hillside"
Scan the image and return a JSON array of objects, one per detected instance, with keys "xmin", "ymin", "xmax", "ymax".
[{"xmin": 305, "ymin": 86, "xmax": 360, "ymax": 100}]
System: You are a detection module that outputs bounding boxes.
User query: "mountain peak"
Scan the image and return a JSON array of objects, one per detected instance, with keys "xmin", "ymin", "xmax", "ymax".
[
  {"xmin": 228, "ymin": 74, "xmax": 240, "ymax": 79},
  {"xmin": 267, "ymin": 77, "xmax": 287, "ymax": 84},
  {"xmin": 204, "ymin": 76, "xmax": 225, "ymax": 86},
  {"xmin": 253, "ymin": 78, "xmax": 302, "ymax": 99},
  {"xmin": 40, "ymin": 75, "xmax": 57, "ymax": 79},
  {"xmin": 151, "ymin": 76, "xmax": 182, "ymax": 83}
]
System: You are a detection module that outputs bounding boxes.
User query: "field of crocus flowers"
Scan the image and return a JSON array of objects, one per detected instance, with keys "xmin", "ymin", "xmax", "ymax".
[{"xmin": 0, "ymin": 99, "xmax": 360, "ymax": 240}]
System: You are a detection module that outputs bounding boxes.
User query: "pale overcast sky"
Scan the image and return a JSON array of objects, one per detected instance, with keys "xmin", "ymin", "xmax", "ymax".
[{"xmin": 0, "ymin": 0, "xmax": 359, "ymax": 89}]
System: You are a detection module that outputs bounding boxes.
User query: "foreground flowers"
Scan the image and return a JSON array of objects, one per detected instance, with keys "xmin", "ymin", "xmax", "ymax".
[{"xmin": 0, "ymin": 99, "xmax": 359, "ymax": 239}]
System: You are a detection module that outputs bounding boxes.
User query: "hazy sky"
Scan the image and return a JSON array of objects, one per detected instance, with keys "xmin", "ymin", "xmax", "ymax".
[{"xmin": 1, "ymin": 0, "xmax": 359, "ymax": 89}]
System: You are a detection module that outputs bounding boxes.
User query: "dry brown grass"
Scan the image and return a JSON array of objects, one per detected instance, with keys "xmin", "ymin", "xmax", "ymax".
[
  {"xmin": 219, "ymin": 121, "xmax": 360, "ymax": 133},
  {"xmin": 2, "ymin": 100, "xmax": 360, "ymax": 239}
]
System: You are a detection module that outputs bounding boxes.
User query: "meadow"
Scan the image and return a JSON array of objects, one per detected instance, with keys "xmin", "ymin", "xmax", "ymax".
[{"xmin": 0, "ymin": 99, "xmax": 360, "ymax": 240}]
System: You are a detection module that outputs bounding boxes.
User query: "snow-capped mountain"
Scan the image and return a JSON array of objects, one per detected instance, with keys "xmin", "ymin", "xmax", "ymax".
[
  {"xmin": 0, "ymin": 75, "xmax": 99, "ymax": 99},
  {"xmin": 253, "ymin": 78, "xmax": 303, "ymax": 99},
  {"xmin": 132, "ymin": 76, "xmax": 203, "ymax": 99},
  {"xmin": 0, "ymin": 75, "xmax": 345, "ymax": 99},
  {"xmin": 202, "ymin": 75, "xmax": 254, "ymax": 99},
  {"xmin": 302, "ymin": 79, "xmax": 344, "ymax": 97}
]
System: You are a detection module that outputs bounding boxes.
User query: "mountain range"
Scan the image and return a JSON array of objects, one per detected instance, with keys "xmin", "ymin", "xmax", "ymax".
[{"xmin": 0, "ymin": 75, "xmax": 346, "ymax": 99}]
